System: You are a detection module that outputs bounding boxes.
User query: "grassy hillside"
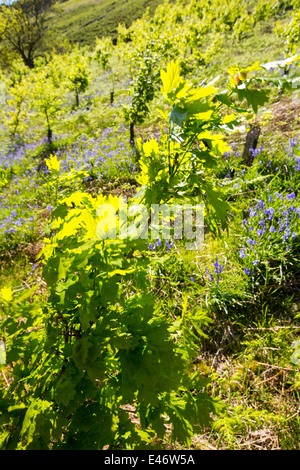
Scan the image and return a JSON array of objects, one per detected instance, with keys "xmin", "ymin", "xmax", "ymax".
[{"xmin": 53, "ymin": 0, "xmax": 165, "ymax": 45}]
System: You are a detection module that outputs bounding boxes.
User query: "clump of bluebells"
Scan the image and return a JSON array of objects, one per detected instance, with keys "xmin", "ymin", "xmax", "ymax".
[
  {"xmin": 204, "ymin": 257, "xmax": 225, "ymax": 287},
  {"xmin": 0, "ymin": 186, "xmax": 42, "ymax": 249},
  {"xmin": 239, "ymin": 188, "xmax": 299, "ymax": 284},
  {"xmin": 0, "ymin": 144, "xmax": 41, "ymax": 249},
  {"xmin": 256, "ymin": 138, "xmax": 300, "ymax": 191},
  {"xmin": 0, "ymin": 201, "xmax": 37, "ymax": 236},
  {"xmin": 148, "ymin": 238, "xmax": 175, "ymax": 253},
  {"xmin": 0, "ymin": 124, "xmax": 138, "ymax": 251},
  {"xmin": 50, "ymin": 126, "xmax": 137, "ymax": 182}
]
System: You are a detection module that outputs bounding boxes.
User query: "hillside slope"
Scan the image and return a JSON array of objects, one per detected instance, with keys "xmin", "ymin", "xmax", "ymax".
[{"xmin": 53, "ymin": 0, "xmax": 165, "ymax": 45}]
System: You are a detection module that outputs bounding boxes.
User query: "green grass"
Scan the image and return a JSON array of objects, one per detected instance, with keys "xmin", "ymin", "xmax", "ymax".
[{"xmin": 52, "ymin": 0, "xmax": 166, "ymax": 45}]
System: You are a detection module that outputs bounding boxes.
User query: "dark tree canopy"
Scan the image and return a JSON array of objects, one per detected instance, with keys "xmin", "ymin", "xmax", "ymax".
[{"xmin": 0, "ymin": 0, "xmax": 58, "ymax": 68}]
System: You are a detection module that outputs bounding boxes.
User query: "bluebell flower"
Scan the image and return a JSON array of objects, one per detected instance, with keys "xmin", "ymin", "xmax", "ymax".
[
  {"xmin": 259, "ymin": 219, "xmax": 266, "ymax": 227},
  {"xmin": 249, "ymin": 208, "xmax": 257, "ymax": 217},
  {"xmin": 263, "ymin": 207, "xmax": 275, "ymax": 219},
  {"xmin": 287, "ymin": 192, "xmax": 296, "ymax": 201},
  {"xmin": 212, "ymin": 257, "xmax": 224, "ymax": 275},
  {"xmin": 165, "ymin": 240, "xmax": 174, "ymax": 252}
]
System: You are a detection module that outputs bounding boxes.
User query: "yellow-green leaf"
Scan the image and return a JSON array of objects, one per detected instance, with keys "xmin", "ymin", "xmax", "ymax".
[
  {"xmin": 45, "ymin": 154, "xmax": 60, "ymax": 174},
  {"xmin": 0, "ymin": 286, "xmax": 13, "ymax": 303}
]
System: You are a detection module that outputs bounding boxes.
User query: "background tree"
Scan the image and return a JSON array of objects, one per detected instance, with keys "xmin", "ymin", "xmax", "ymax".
[
  {"xmin": 123, "ymin": 47, "xmax": 159, "ymax": 148},
  {"xmin": 0, "ymin": 0, "xmax": 58, "ymax": 69},
  {"xmin": 66, "ymin": 47, "xmax": 90, "ymax": 108}
]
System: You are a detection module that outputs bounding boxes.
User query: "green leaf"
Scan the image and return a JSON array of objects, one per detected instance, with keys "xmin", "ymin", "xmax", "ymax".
[
  {"xmin": 191, "ymin": 148, "xmax": 217, "ymax": 168},
  {"xmin": 202, "ymin": 184, "xmax": 231, "ymax": 234},
  {"xmin": 20, "ymin": 399, "xmax": 53, "ymax": 448},
  {"xmin": 170, "ymin": 100, "xmax": 212, "ymax": 127},
  {"xmin": 236, "ymin": 84, "xmax": 269, "ymax": 113},
  {"xmin": 72, "ymin": 336, "xmax": 106, "ymax": 382},
  {"xmin": 216, "ymin": 90, "xmax": 234, "ymax": 107},
  {"xmin": 160, "ymin": 61, "xmax": 190, "ymax": 102},
  {"xmin": 170, "ymin": 104, "xmax": 188, "ymax": 126},
  {"xmin": 166, "ymin": 393, "xmax": 193, "ymax": 445},
  {"xmin": 54, "ymin": 365, "xmax": 79, "ymax": 407},
  {"xmin": 161, "ymin": 61, "xmax": 182, "ymax": 97},
  {"xmin": 68, "ymin": 403, "xmax": 116, "ymax": 449}
]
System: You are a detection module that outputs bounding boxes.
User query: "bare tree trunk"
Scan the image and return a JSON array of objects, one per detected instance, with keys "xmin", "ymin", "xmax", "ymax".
[
  {"xmin": 21, "ymin": 52, "xmax": 35, "ymax": 69},
  {"xmin": 242, "ymin": 123, "xmax": 261, "ymax": 166},
  {"xmin": 47, "ymin": 127, "xmax": 53, "ymax": 146},
  {"xmin": 45, "ymin": 109, "xmax": 53, "ymax": 146},
  {"xmin": 130, "ymin": 122, "xmax": 135, "ymax": 148}
]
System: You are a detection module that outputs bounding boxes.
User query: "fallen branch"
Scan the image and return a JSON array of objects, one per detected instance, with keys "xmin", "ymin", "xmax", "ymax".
[
  {"xmin": 247, "ymin": 326, "xmax": 300, "ymax": 330},
  {"xmin": 255, "ymin": 361, "xmax": 294, "ymax": 372},
  {"xmin": 254, "ymin": 370, "xmax": 283, "ymax": 387}
]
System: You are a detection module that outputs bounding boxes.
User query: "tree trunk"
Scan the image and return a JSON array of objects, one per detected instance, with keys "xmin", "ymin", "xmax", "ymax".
[
  {"xmin": 130, "ymin": 122, "xmax": 135, "ymax": 148},
  {"xmin": 23, "ymin": 54, "xmax": 35, "ymax": 69},
  {"xmin": 242, "ymin": 123, "xmax": 261, "ymax": 166},
  {"xmin": 47, "ymin": 127, "xmax": 53, "ymax": 146}
]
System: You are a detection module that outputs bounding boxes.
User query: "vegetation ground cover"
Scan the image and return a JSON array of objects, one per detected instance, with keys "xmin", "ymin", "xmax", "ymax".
[
  {"xmin": 0, "ymin": 0, "xmax": 300, "ymax": 450},
  {"xmin": 52, "ymin": 0, "xmax": 166, "ymax": 46}
]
